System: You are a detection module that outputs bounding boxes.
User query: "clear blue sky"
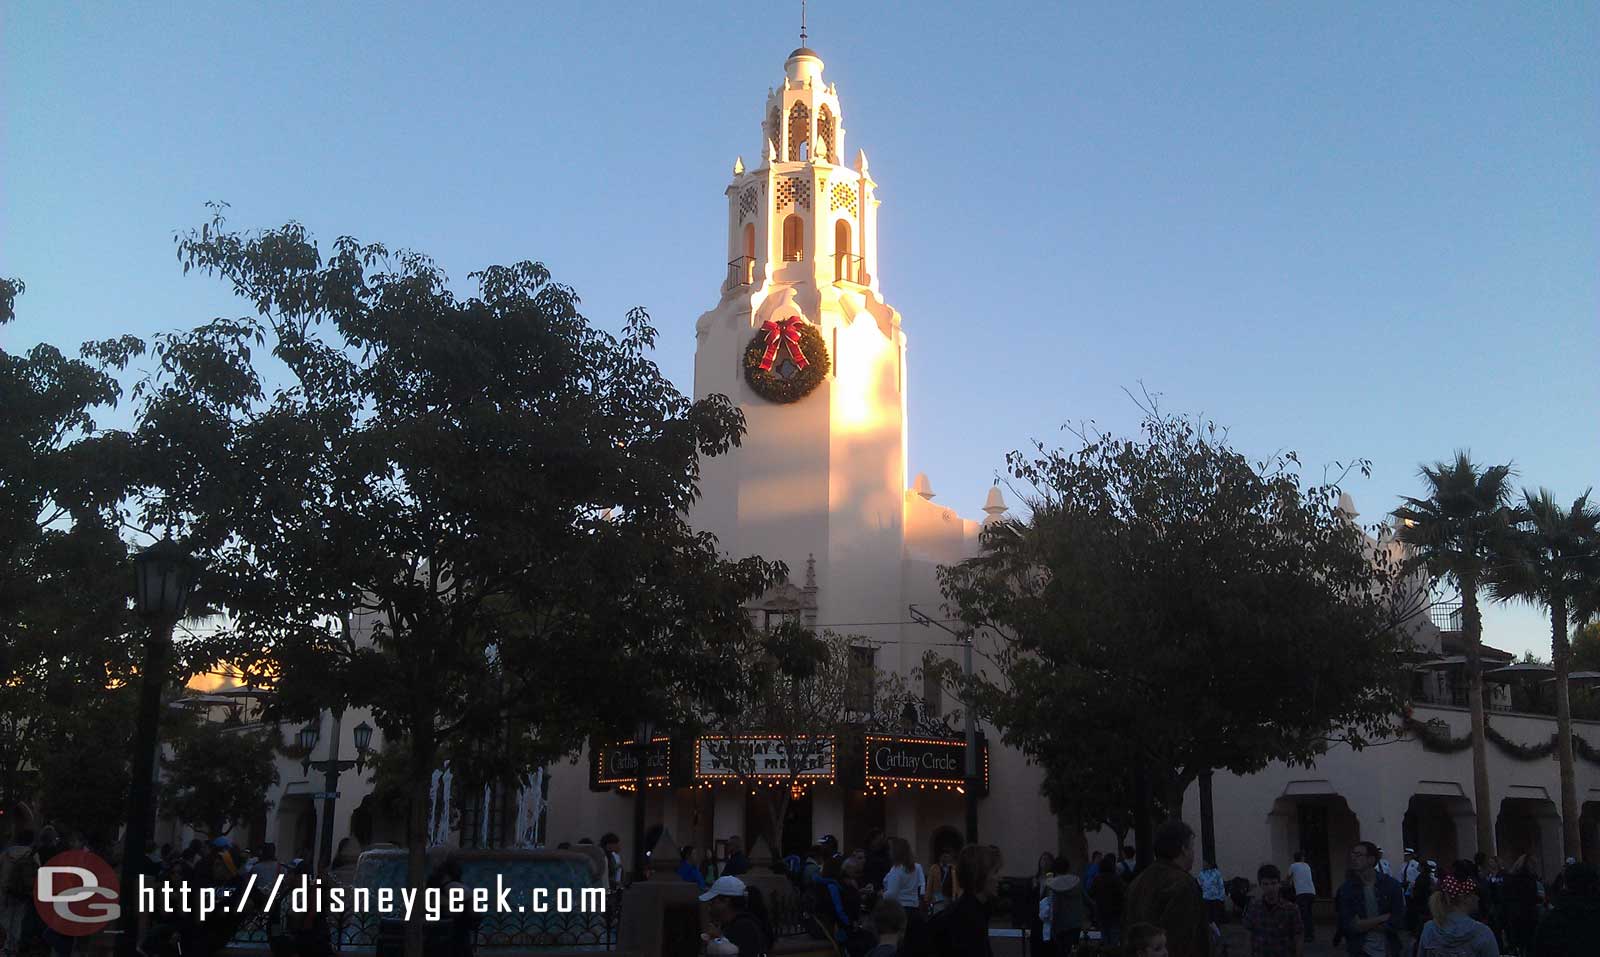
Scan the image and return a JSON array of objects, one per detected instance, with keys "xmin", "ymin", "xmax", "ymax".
[{"xmin": 5, "ymin": 2, "xmax": 1596, "ymax": 658}]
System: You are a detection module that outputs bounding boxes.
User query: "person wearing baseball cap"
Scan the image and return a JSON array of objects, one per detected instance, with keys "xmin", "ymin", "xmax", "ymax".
[
  {"xmin": 1416, "ymin": 874, "xmax": 1496, "ymax": 957},
  {"xmin": 700, "ymin": 876, "xmax": 770, "ymax": 956}
]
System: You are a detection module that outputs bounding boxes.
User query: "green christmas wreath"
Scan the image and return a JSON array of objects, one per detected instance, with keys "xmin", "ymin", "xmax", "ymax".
[{"xmin": 743, "ymin": 315, "xmax": 830, "ymax": 404}]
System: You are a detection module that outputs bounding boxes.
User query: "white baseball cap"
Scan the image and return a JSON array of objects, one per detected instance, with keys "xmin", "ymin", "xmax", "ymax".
[{"xmin": 699, "ymin": 875, "xmax": 748, "ymax": 902}]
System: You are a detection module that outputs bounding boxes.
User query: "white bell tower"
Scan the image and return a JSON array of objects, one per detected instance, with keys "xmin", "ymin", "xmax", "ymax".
[{"xmin": 691, "ymin": 45, "xmax": 910, "ymax": 631}]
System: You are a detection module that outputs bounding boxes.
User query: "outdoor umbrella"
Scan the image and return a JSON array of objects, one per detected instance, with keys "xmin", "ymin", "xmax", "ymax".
[
  {"xmin": 1543, "ymin": 670, "xmax": 1600, "ymax": 687},
  {"xmin": 1483, "ymin": 662, "xmax": 1557, "ymax": 684}
]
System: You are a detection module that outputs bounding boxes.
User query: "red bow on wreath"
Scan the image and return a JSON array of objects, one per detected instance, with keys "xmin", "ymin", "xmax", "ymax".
[{"xmin": 757, "ymin": 316, "xmax": 810, "ymax": 373}]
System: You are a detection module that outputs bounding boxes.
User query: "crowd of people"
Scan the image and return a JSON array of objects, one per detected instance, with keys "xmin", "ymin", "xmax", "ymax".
[
  {"xmin": 0, "ymin": 824, "xmax": 365, "ymax": 957},
  {"xmin": 714, "ymin": 820, "xmax": 1599, "ymax": 957},
  {"xmin": 9, "ymin": 815, "xmax": 1598, "ymax": 957},
  {"xmin": 682, "ymin": 823, "xmax": 1200, "ymax": 957},
  {"xmin": 1328, "ymin": 841, "xmax": 1599, "ymax": 957}
]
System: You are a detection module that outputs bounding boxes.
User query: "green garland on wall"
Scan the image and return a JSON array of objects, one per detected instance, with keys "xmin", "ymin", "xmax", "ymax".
[{"xmin": 1401, "ymin": 713, "xmax": 1600, "ymax": 767}]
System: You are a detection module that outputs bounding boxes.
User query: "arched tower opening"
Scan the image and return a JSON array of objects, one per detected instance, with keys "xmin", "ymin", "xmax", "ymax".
[
  {"xmin": 782, "ymin": 214, "xmax": 804, "ymax": 262},
  {"xmin": 787, "ymin": 102, "xmax": 811, "ymax": 162},
  {"xmin": 834, "ymin": 219, "xmax": 853, "ymax": 281},
  {"xmin": 816, "ymin": 105, "xmax": 836, "ymax": 163}
]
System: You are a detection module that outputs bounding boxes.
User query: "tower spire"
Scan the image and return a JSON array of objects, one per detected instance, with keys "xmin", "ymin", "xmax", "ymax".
[{"xmin": 800, "ymin": 0, "xmax": 807, "ymax": 46}]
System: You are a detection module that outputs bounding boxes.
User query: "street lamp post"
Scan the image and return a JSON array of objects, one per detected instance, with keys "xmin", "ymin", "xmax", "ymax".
[
  {"xmin": 300, "ymin": 714, "xmax": 374, "ymax": 873},
  {"xmin": 961, "ymin": 634, "xmax": 978, "ymax": 845},
  {"xmin": 118, "ymin": 539, "xmax": 199, "ymax": 957},
  {"xmin": 630, "ymin": 719, "xmax": 654, "ymax": 884},
  {"xmin": 909, "ymin": 604, "xmax": 979, "ymax": 844}
]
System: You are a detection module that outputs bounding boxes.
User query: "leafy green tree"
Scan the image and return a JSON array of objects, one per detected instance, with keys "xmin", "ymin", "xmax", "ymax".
[
  {"xmin": 1574, "ymin": 621, "xmax": 1600, "ymax": 673},
  {"xmin": 102, "ymin": 214, "xmax": 780, "ymax": 957},
  {"xmin": 1395, "ymin": 453, "xmax": 1515, "ymax": 857},
  {"xmin": 35, "ymin": 697, "xmax": 135, "ymax": 847},
  {"xmin": 939, "ymin": 410, "xmax": 1413, "ymax": 864},
  {"xmin": 159, "ymin": 720, "xmax": 279, "ymax": 837},
  {"xmin": 0, "ymin": 278, "xmax": 144, "ymax": 837},
  {"xmin": 1489, "ymin": 488, "xmax": 1600, "ymax": 859}
]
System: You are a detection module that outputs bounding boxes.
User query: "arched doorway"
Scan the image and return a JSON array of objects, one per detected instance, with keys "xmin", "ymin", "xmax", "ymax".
[
  {"xmin": 274, "ymin": 795, "xmax": 317, "ymax": 862},
  {"xmin": 1269, "ymin": 792, "xmax": 1361, "ymax": 897},
  {"xmin": 1497, "ymin": 795, "xmax": 1561, "ymax": 873},
  {"xmin": 1403, "ymin": 793, "xmax": 1470, "ymax": 866},
  {"xmin": 1580, "ymin": 801, "xmax": 1600, "ymax": 864}
]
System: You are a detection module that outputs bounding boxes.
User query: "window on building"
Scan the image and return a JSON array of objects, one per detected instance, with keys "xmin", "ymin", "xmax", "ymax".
[
  {"xmin": 743, "ymin": 223, "xmax": 756, "ymax": 261},
  {"xmin": 762, "ymin": 608, "xmax": 800, "ymax": 631},
  {"xmin": 782, "ymin": 215, "xmax": 804, "ymax": 262},
  {"xmin": 847, "ymin": 645, "xmax": 876, "ymax": 713},
  {"xmin": 834, "ymin": 219, "xmax": 853, "ymax": 281},
  {"xmin": 816, "ymin": 105, "xmax": 835, "ymax": 162},
  {"xmin": 923, "ymin": 669, "xmax": 943, "ymax": 719}
]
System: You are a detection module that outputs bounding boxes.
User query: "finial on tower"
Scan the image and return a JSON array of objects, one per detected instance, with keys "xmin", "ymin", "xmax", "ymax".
[
  {"xmin": 982, "ymin": 484, "xmax": 1009, "ymax": 525},
  {"xmin": 800, "ymin": 0, "xmax": 807, "ymax": 47}
]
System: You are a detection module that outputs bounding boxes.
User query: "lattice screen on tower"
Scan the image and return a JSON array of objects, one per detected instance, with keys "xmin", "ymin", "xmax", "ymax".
[
  {"xmin": 830, "ymin": 182, "xmax": 857, "ymax": 216},
  {"xmin": 775, "ymin": 176, "xmax": 811, "ymax": 211},
  {"xmin": 739, "ymin": 188, "xmax": 759, "ymax": 221}
]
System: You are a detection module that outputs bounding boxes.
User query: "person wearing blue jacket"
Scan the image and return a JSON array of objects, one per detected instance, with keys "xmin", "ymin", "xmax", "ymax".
[
  {"xmin": 675, "ymin": 845, "xmax": 707, "ymax": 890},
  {"xmin": 1335, "ymin": 842, "xmax": 1406, "ymax": 957}
]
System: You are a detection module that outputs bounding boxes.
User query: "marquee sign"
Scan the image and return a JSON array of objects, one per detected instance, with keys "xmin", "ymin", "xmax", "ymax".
[
  {"xmin": 863, "ymin": 735, "xmax": 988, "ymax": 789},
  {"xmin": 594, "ymin": 737, "xmax": 672, "ymax": 786},
  {"xmin": 695, "ymin": 735, "xmax": 836, "ymax": 780}
]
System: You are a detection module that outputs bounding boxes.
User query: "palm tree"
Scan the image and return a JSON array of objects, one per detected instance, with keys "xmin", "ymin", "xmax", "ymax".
[
  {"xmin": 1489, "ymin": 488, "xmax": 1600, "ymax": 859},
  {"xmin": 1395, "ymin": 452, "xmax": 1514, "ymax": 859}
]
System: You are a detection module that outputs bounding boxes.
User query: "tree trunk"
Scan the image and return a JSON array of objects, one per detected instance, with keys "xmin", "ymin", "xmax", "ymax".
[
  {"xmin": 1057, "ymin": 815, "xmax": 1088, "ymax": 873},
  {"xmin": 1111, "ymin": 822, "xmax": 1129, "ymax": 860},
  {"xmin": 1551, "ymin": 597, "xmax": 1580, "ymax": 859},
  {"xmin": 1198, "ymin": 768, "xmax": 1216, "ymax": 867},
  {"xmin": 1132, "ymin": 753, "xmax": 1154, "ymax": 870},
  {"xmin": 1461, "ymin": 579, "xmax": 1496, "ymax": 859},
  {"xmin": 767, "ymin": 788, "xmax": 791, "ymax": 870},
  {"xmin": 404, "ymin": 727, "xmax": 437, "ymax": 957}
]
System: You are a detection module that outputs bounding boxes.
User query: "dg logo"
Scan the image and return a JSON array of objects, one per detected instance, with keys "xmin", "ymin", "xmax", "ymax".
[{"xmin": 35, "ymin": 849, "xmax": 122, "ymax": 936}]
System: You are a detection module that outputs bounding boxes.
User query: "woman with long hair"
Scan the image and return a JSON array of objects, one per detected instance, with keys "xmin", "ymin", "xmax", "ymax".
[
  {"xmin": 1417, "ymin": 874, "xmax": 1498, "ymax": 957},
  {"xmin": 882, "ymin": 837, "xmax": 927, "ymax": 932}
]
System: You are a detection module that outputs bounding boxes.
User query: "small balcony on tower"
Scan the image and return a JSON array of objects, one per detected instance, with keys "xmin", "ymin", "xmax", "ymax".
[
  {"xmin": 833, "ymin": 252, "xmax": 866, "ymax": 285},
  {"xmin": 725, "ymin": 256, "xmax": 756, "ymax": 291}
]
